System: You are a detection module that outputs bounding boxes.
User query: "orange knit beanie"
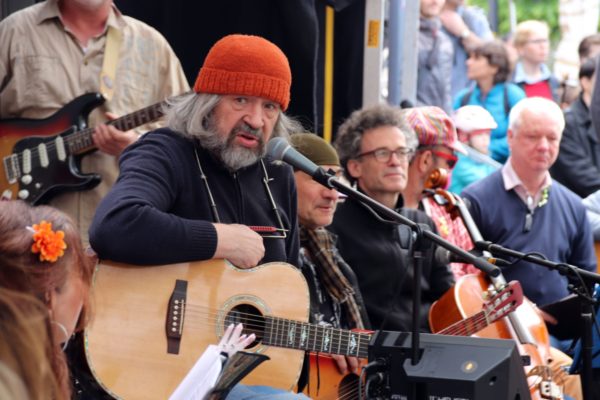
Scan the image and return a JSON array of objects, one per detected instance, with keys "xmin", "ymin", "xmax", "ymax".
[{"xmin": 193, "ymin": 34, "xmax": 291, "ymax": 111}]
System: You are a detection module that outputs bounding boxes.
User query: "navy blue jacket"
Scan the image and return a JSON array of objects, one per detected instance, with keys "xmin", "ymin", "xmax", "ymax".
[{"xmin": 462, "ymin": 170, "xmax": 595, "ymax": 306}]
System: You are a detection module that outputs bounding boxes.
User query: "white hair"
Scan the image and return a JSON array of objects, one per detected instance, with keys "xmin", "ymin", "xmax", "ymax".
[
  {"xmin": 162, "ymin": 92, "xmax": 301, "ymax": 170},
  {"xmin": 164, "ymin": 92, "xmax": 300, "ymax": 141},
  {"xmin": 508, "ymin": 97, "xmax": 565, "ymax": 134}
]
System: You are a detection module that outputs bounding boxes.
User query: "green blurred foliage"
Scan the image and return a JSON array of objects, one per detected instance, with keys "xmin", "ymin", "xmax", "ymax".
[{"xmin": 468, "ymin": 0, "xmax": 560, "ymax": 42}]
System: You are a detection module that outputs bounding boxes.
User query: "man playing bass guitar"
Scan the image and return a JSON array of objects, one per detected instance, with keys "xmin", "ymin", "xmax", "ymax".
[{"xmin": 0, "ymin": 0, "xmax": 189, "ymax": 243}]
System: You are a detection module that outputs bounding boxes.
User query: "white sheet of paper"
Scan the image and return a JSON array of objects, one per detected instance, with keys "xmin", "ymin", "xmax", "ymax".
[{"xmin": 169, "ymin": 345, "xmax": 222, "ymax": 400}]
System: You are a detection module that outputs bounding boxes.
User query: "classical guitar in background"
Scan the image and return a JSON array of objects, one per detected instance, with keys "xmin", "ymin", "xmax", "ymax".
[
  {"xmin": 84, "ymin": 258, "xmax": 522, "ymax": 400},
  {"xmin": 0, "ymin": 92, "xmax": 183, "ymax": 205}
]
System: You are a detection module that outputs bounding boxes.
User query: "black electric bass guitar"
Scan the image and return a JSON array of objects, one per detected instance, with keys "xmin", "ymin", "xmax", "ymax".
[{"xmin": 0, "ymin": 92, "xmax": 176, "ymax": 205}]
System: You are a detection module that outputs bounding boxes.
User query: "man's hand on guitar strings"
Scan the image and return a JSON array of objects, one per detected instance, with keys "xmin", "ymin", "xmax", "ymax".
[
  {"xmin": 93, "ymin": 112, "xmax": 139, "ymax": 156},
  {"xmin": 218, "ymin": 323, "xmax": 256, "ymax": 358}
]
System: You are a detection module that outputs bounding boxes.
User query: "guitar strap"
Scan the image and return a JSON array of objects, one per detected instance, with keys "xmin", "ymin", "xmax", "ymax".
[{"xmin": 99, "ymin": 26, "xmax": 123, "ymax": 102}]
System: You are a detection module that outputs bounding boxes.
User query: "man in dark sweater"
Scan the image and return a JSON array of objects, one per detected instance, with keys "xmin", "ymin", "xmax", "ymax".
[
  {"xmin": 329, "ymin": 104, "xmax": 454, "ymax": 333},
  {"xmin": 462, "ymin": 96, "xmax": 596, "ymax": 307},
  {"xmin": 89, "ymin": 34, "xmax": 309, "ymax": 400},
  {"xmin": 90, "ymin": 34, "xmax": 301, "ymax": 268}
]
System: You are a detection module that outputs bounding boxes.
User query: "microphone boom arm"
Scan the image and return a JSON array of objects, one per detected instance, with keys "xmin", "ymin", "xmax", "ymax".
[{"xmin": 326, "ymin": 176, "xmax": 501, "ymax": 278}]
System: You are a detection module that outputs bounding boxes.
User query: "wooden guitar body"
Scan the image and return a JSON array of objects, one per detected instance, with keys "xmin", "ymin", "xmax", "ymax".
[
  {"xmin": 85, "ymin": 260, "xmax": 309, "ymax": 400},
  {"xmin": 305, "ymin": 354, "xmax": 366, "ymax": 400}
]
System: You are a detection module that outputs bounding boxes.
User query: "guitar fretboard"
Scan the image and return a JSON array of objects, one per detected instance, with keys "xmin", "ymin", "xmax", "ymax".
[
  {"xmin": 263, "ymin": 316, "xmax": 371, "ymax": 358},
  {"xmin": 66, "ymin": 102, "xmax": 165, "ymax": 155},
  {"xmin": 439, "ymin": 310, "xmax": 487, "ymax": 337}
]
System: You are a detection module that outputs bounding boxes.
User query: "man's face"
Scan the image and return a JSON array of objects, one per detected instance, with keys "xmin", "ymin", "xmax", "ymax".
[
  {"xmin": 508, "ymin": 110, "xmax": 561, "ymax": 173},
  {"xmin": 295, "ymin": 165, "xmax": 341, "ymax": 230},
  {"xmin": 208, "ymin": 95, "xmax": 280, "ymax": 170},
  {"xmin": 348, "ymin": 126, "xmax": 410, "ymax": 199},
  {"xmin": 420, "ymin": 0, "xmax": 446, "ymax": 18},
  {"xmin": 518, "ymin": 32, "xmax": 549, "ymax": 65}
]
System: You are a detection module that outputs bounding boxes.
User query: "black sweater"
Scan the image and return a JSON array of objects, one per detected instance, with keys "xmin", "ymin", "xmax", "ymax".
[
  {"xmin": 89, "ymin": 128, "xmax": 299, "ymax": 266},
  {"xmin": 329, "ymin": 196, "xmax": 454, "ymax": 332}
]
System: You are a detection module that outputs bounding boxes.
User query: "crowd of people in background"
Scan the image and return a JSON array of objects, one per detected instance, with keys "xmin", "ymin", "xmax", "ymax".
[{"xmin": 2, "ymin": 0, "xmax": 600, "ymax": 399}]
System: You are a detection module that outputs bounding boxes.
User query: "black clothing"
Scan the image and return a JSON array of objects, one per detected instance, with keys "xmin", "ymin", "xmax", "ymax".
[
  {"xmin": 90, "ymin": 129, "xmax": 299, "ymax": 266},
  {"xmin": 551, "ymin": 95, "xmax": 600, "ymax": 197},
  {"xmin": 328, "ymin": 197, "xmax": 454, "ymax": 332}
]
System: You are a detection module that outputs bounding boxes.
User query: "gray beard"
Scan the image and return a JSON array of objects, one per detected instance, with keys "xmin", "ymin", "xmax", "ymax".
[{"xmin": 197, "ymin": 119, "xmax": 265, "ymax": 171}]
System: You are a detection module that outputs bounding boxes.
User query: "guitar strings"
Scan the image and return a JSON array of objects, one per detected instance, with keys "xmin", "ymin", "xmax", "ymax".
[
  {"xmin": 182, "ymin": 302, "xmax": 494, "ymax": 340},
  {"xmin": 172, "ymin": 302, "xmax": 497, "ymax": 355},
  {"xmin": 176, "ymin": 303, "xmax": 372, "ymax": 356}
]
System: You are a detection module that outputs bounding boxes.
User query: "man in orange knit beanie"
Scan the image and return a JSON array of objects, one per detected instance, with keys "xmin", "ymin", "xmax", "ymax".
[{"xmin": 90, "ymin": 35, "xmax": 311, "ymax": 399}]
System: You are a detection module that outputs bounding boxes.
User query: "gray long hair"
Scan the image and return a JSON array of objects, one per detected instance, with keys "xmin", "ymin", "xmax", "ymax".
[{"xmin": 163, "ymin": 92, "xmax": 301, "ymax": 142}]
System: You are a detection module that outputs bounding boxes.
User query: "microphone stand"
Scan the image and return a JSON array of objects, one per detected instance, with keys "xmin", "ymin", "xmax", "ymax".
[
  {"xmin": 312, "ymin": 168, "xmax": 501, "ymax": 394},
  {"xmin": 475, "ymin": 240, "xmax": 600, "ymax": 400}
]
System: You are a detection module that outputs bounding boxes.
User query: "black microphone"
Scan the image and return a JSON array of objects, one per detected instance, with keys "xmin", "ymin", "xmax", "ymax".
[
  {"xmin": 267, "ymin": 137, "xmax": 321, "ymax": 176},
  {"xmin": 434, "ymin": 246, "xmax": 510, "ymax": 267}
]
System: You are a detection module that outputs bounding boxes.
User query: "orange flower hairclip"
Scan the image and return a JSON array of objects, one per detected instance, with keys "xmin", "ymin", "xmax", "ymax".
[{"xmin": 29, "ymin": 221, "xmax": 67, "ymax": 263}]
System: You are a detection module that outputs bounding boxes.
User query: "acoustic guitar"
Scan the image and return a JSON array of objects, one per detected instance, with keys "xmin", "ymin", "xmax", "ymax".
[
  {"xmin": 0, "ymin": 92, "xmax": 180, "ymax": 205},
  {"xmin": 84, "ymin": 259, "xmax": 522, "ymax": 400}
]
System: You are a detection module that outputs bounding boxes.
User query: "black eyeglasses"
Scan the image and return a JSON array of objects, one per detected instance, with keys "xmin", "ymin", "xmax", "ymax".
[{"xmin": 356, "ymin": 147, "xmax": 415, "ymax": 163}]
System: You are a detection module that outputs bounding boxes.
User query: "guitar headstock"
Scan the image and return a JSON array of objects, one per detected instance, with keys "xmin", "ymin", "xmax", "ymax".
[{"xmin": 482, "ymin": 281, "xmax": 524, "ymax": 323}]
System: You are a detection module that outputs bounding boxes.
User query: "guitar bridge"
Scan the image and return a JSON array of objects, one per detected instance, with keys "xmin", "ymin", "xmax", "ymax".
[{"xmin": 166, "ymin": 279, "xmax": 187, "ymax": 354}]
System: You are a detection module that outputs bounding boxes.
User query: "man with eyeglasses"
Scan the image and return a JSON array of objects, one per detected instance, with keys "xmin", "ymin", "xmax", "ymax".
[
  {"xmin": 512, "ymin": 20, "xmax": 560, "ymax": 102},
  {"xmin": 402, "ymin": 106, "xmax": 464, "ymax": 209},
  {"xmin": 402, "ymin": 106, "xmax": 480, "ymax": 279},
  {"xmin": 329, "ymin": 104, "xmax": 454, "ymax": 333}
]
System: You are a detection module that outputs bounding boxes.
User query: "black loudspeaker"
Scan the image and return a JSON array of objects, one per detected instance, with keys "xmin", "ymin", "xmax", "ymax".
[{"xmin": 367, "ymin": 331, "xmax": 531, "ymax": 400}]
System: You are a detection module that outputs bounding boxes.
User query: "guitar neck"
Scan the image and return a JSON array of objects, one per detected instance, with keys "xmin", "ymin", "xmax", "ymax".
[
  {"xmin": 66, "ymin": 101, "xmax": 166, "ymax": 155},
  {"xmin": 439, "ymin": 309, "xmax": 489, "ymax": 337},
  {"xmin": 263, "ymin": 316, "xmax": 371, "ymax": 359}
]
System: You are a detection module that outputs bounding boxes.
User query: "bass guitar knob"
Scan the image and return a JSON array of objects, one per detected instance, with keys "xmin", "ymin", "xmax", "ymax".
[
  {"xmin": 21, "ymin": 174, "xmax": 32, "ymax": 185},
  {"xmin": 18, "ymin": 189, "xmax": 30, "ymax": 200}
]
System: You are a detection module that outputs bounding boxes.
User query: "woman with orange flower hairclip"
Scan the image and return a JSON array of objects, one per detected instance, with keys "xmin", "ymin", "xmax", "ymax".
[{"xmin": 0, "ymin": 200, "xmax": 96, "ymax": 400}]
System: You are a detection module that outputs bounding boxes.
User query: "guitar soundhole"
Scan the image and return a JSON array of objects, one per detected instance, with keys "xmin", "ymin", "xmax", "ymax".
[{"xmin": 225, "ymin": 304, "xmax": 265, "ymax": 347}]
